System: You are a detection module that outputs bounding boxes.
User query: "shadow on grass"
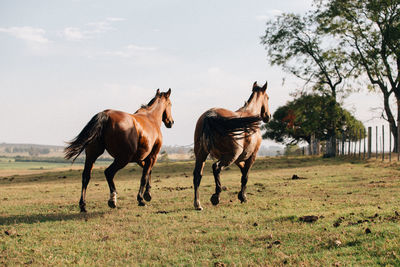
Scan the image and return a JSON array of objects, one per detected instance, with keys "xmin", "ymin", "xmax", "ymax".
[{"xmin": 0, "ymin": 210, "xmax": 106, "ymax": 226}]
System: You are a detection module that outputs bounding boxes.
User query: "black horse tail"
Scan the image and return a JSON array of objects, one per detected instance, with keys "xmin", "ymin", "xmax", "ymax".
[
  {"xmin": 64, "ymin": 112, "xmax": 109, "ymax": 162},
  {"xmin": 202, "ymin": 110, "xmax": 261, "ymax": 151}
]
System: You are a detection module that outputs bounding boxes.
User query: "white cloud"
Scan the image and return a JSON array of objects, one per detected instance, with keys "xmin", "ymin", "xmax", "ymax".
[
  {"xmin": 87, "ymin": 21, "xmax": 113, "ymax": 33},
  {"xmin": 256, "ymin": 9, "xmax": 282, "ymax": 21},
  {"xmin": 63, "ymin": 17, "xmax": 125, "ymax": 41},
  {"xmin": 0, "ymin": 26, "xmax": 49, "ymax": 43},
  {"xmin": 63, "ymin": 27, "xmax": 85, "ymax": 41}
]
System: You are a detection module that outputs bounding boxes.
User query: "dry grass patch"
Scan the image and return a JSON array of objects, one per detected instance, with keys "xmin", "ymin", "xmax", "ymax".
[{"xmin": 1, "ymin": 156, "xmax": 400, "ymax": 266}]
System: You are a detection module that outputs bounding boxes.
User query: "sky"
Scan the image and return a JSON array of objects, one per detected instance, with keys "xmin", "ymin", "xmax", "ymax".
[{"xmin": 0, "ymin": 0, "xmax": 387, "ymax": 147}]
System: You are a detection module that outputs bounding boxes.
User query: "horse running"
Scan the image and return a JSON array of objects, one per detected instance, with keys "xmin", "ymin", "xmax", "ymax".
[
  {"xmin": 65, "ymin": 89, "xmax": 174, "ymax": 212},
  {"xmin": 192, "ymin": 81, "xmax": 271, "ymax": 210}
]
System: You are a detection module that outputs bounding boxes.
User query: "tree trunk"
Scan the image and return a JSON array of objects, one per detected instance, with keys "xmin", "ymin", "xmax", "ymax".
[
  {"xmin": 309, "ymin": 134, "xmax": 315, "ymax": 155},
  {"xmin": 325, "ymin": 135, "xmax": 336, "ymax": 157},
  {"xmin": 384, "ymin": 94, "xmax": 399, "ymax": 153},
  {"xmin": 396, "ymin": 99, "xmax": 400, "ymax": 153}
]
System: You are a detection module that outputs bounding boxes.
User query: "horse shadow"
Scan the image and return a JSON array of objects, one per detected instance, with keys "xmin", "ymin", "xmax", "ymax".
[{"xmin": 0, "ymin": 210, "xmax": 106, "ymax": 226}]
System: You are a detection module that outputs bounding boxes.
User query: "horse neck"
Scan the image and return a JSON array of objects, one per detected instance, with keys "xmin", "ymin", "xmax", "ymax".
[
  {"xmin": 237, "ymin": 94, "xmax": 262, "ymax": 116},
  {"xmin": 139, "ymin": 100, "xmax": 165, "ymax": 127}
]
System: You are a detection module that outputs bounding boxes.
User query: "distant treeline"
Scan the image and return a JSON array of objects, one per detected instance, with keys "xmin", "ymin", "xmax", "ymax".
[
  {"xmin": 14, "ymin": 156, "xmax": 113, "ymax": 164},
  {"xmin": 5, "ymin": 147, "xmax": 51, "ymax": 156},
  {"xmin": 161, "ymin": 145, "xmax": 192, "ymax": 154}
]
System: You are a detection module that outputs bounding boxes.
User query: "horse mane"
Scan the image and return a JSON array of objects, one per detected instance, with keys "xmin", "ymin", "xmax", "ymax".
[
  {"xmin": 137, "ymin": 91, "xmax": 169, "ymax": 111},
  {"xmin": 140, "ymin": 96, "xmax": 157, "ymax": 109},
  {"xmin": 135, "ymin": 95, "xmax": 161, "ymax": 113},
  {"xmin": 241, "ymin": 91, "xmax": 256, "ymax": 109}
]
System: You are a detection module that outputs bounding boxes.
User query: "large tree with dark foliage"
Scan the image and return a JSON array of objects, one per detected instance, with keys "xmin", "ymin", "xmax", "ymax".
[{"xmin": 263, "ymin": 94, "xmax": 365, "ymax": 147}]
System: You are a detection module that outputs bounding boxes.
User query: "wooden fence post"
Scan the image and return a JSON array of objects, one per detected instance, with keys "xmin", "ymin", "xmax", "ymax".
[
  {"xmin": 368, "ymin": 127, "xmax": 372, "ymax": 159},
  {"xmin": 348, "ymin": 134, "xmax": 351, "ymax": 156},
  {"xmin": 376, "ymin": 126, "xmax": 378, "ymax": 159},
  {"xmin": 354, "ymin": 131, "xmax": 357, "ymax": 157},
  {"xmin": 382, "ymin": 125, "xmax": 385, "ymax": 161},
  {"xmin": 389, "ymin": 125, "xmax": 392, "ymax": 162},
  {"xmin": 359, "ymin": 129, "xmax": 361, "ymax": 159},
  {"xmin": 398, "ymin": 119, "xmax": 400, "ymax": 161},
  {"xmin": 342, "ymin": 136, "xmax": 345, "ymax": 156},
  {"xmin": 363, "ymin": 128, "xmax": 366, "ymax": 160}
]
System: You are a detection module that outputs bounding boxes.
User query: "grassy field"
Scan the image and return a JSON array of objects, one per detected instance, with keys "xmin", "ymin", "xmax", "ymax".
[{"xmin": 1, "ymin": 156, "xmax": 400, "ymax": 266}]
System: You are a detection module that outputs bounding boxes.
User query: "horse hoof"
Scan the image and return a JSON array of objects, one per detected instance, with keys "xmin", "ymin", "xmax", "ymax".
[
  {"xmin": 108, "ymin": 199, "xmax": 116, "ymax": 209},
  {"xmin": 238, "ymin": 192, "xmax": 247, "ymax": 203},
  {"xmin": 79, "ymin": 202, "xmax": 87, "ymax": 212},
  {"xmin": 194, "ymin": 201, "xmax": 203, "ymax": 211},
  {"xmin": 195, "ymin": 206, "xmax": 203, "ymax": 211},
  {"xmin": 143, "ymin": 192, "xmax": 152, "ymax": 202},
  {"xmin": 210, "ymin": 194, "xmax": 220, "ymax": 206},
  {"xmin": 138, "ymin": 201, "xmax": 146, "ymax": 207}
]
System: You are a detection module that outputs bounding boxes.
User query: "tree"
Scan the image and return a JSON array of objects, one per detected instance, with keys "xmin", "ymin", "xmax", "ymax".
[
  {"xmin": 315, "ymin": 0, "xmax": 400, "ymax": 151},
  {"xmin": 261, "ymin": 12, "xmax": 354, "ymax": 156},
  {"xmin": 263, "ymin": 94, "xmax": 365, "ymax": 148}
]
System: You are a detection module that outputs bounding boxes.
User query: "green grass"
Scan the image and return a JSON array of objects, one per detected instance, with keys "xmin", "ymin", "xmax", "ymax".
[
  {"xmin": 1, "ymin": 156, "xmax": 400, "ymax": 266},
  {"xmin": 0, "ymin": 160, "xmax": 75, "ymax": 170},
  {"xmin": 0, "ymin": 159, "xmax": 110, "ymax": 173}
]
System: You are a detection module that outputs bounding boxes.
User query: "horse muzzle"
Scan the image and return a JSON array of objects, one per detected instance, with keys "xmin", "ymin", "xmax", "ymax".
[
  {"xmin": 165, "ymin": 120, "xmax": 174, "ymax": 128},
  {"xmin": 262, "ymin": 114, "xmax": 271, "ymax": 123}
]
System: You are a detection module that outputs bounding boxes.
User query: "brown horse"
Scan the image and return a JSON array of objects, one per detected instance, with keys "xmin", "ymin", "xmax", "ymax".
[
  {"xmin": 192, "ymin": 81, "xmax": 271, "ymax": 210},
  {"xmin": 65, "ymin": 89, "xmax": 174, "ymax": 212}
]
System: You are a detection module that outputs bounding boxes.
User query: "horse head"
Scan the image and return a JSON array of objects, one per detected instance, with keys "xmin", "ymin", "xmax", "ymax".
[
  {"xmin": 252, "ymin": 81, "xmax": 271, "ymax": 123},
  {"xmin": 157, "ymin": 88, "xmax": 174, "ymax": 128}
]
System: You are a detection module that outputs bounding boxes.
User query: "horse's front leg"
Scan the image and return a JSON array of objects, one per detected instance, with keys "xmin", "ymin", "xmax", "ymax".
[
  {"xmin": 237, "ymin": 155, "xmax": 256, "ymax": 203},
  {"xmin": 137, "ymin": 158, "xmax": 154, "ymax": 206}
]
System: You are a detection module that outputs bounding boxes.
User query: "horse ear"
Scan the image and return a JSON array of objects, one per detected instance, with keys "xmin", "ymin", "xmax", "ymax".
[
  {"xmin": 262, "ymin": 81, "xmax": 268, "ymax": 92},
  {"xmin": 156, "ymin": 89, "xmax": 160, "ymax": 96},
  {"xmin": 165, "ymin": 88, "xmax": 171, "ymax": 98},
  {"xmin": 252, "ymin": 81, "xmax": 258, "ymax": 91}
]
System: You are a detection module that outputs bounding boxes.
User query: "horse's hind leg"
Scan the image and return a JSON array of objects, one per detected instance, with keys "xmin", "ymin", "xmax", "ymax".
[
  {"xmin": 105, "ymin": 159, "xmax": 127, "ymax": 208},
  {"xmin": 193, "ymin": 149, "xmax": 208, "ymax": 211},
  {"xmin": 143, "ymin": 170, "xmax": 152, "ymax": 202},
  {"xmin": 210, "ymin": 158, "xmax": 232, "ymax": 205},
  {"xmin": 79, "ymin": 143, "xmax": 104, "ymax": 212},
  {"xmin": 80, "ymin": 160, "xmax": 94, "ymax": 212},
  {"xmin": 236, "ymin": 155, "xmax": 256, "ymax": 203},
  {"xmin": 210, "ymin": 162, "xmax": 223, "ymax": 205}
]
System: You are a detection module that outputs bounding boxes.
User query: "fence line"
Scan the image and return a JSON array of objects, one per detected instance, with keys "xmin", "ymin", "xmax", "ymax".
[{"xmin": 302, "ymin": 124, "xmax": 398, "ymax": 161}]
